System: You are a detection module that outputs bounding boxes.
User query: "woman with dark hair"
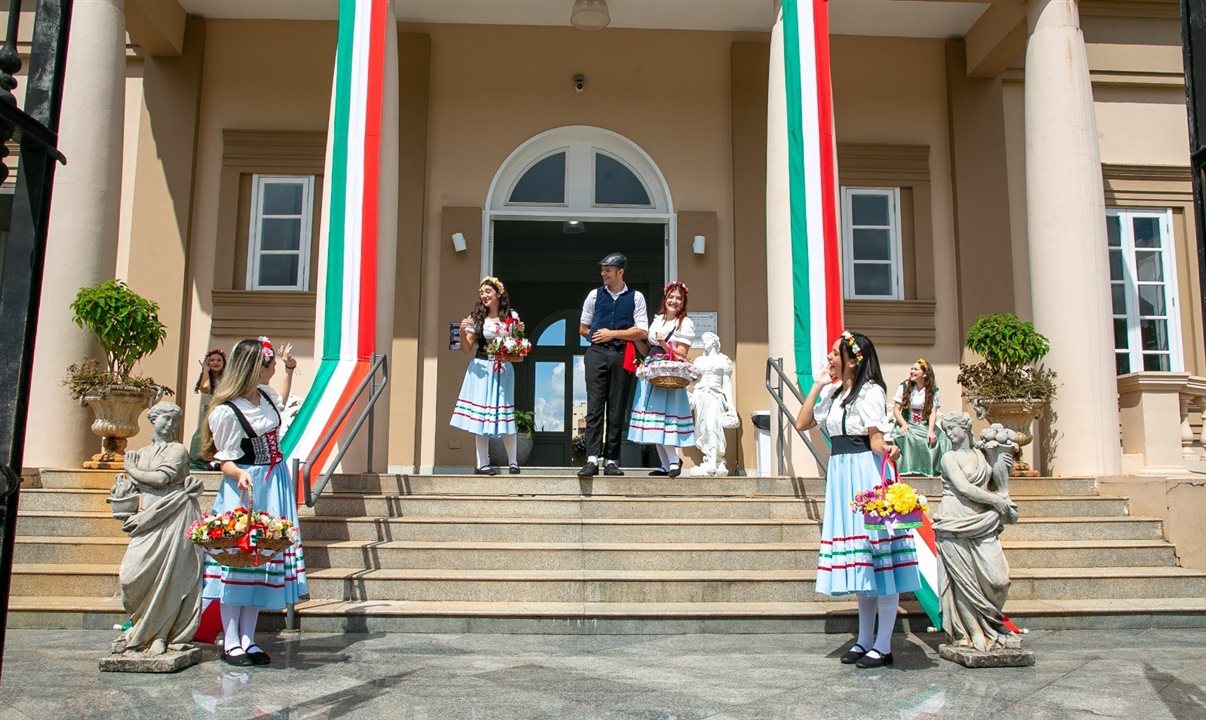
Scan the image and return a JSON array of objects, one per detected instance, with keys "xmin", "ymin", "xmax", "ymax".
[
  {"xmin": 200, "ymin": 337, "xmax": 307, "ymax": 666},
  {"xmin": 795, "ymin": 331, "xmax": 919, "ymax": 669},
  {"xmin": 891, "ymin": 357, "xmax": 950, "ymax": 476},
  {"xmin": 628, "ymin": 281, "xmax": 696, "ymax": 477},
  {"xmin": 451, "ymin": 276, "xmax": 524, "ymax": 475},
  {"xmin": 189, "ymin": 349, "xmax": 227, "ymax": 470}
]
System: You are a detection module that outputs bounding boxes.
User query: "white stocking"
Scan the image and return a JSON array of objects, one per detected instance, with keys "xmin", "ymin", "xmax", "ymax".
[
  {"xmin": 856, "ymin": 595, "xmax": 876, "ymax": 651},
  {"xmin": 655, "ymin": 444, "xmax": 674, "ymax": 471},
  {"xmin": 239, "ymin": 605, "xmax": 260, "ymax": 649},
  {"xmin": 873, "ymin": 593, "xmax": 900, "ymax": 655},
  {"xmin": 220, "ymin": 603, "xmax": 243, "ymax": 654},
  {"xmin": 503, "ymin": 434, "xmax": 518, "ymax": 465},
  {"xmin": 475, "ymin": 435, "xmax": 489, "ymax": 468}
]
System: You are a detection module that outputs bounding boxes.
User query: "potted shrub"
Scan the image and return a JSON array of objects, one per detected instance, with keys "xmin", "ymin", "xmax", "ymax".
[
  {"xmin": 488, "ymin": 410, "xmax": 536, "ymax": 467},
  {"xmin": 956, "ymin": 313, "xmax": 1058, "ymax": 476},
  {"xmin": 63, "ymin": 279, "xmax": 171, "ymax": 469}
]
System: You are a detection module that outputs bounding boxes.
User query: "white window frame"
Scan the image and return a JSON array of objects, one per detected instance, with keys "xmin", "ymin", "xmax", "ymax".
[
  {"xmin": 1108, "ymin": 207, "xmax": 1183, "ymax": 374},
  {"xmin": 246, "ymin": 174, "xmax": 314, "ymax": 292},
  {"xmin": 841, "ymin": 187, "xmax": 903, "ymax": 300}
]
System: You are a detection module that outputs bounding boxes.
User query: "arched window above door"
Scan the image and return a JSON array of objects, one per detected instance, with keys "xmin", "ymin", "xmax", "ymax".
[{"xmin": 490, "ymin": 126, "xmax": 670, "ymax": 216}]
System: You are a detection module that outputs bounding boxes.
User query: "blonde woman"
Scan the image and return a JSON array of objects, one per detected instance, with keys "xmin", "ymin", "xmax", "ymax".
[{"xmin": 200, "ymin": 337, "xmax": 307, "ymax": 666}]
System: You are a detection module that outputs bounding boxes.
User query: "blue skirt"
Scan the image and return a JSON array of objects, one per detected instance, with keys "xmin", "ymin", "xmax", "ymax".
[
  {"xmin": 450, "ymin": 357, "xmax": 516, "ymax": 437},
  {"xmin": 817, "ymin": 450, "xmax": 920, "ymax": 597},
  {"xmin": 627, "ymin": 379, "xmax": 696, "ymax": 447},
  {"xmin": 201, "ymin": 462, "xmax": 308, "ymax": 610}
]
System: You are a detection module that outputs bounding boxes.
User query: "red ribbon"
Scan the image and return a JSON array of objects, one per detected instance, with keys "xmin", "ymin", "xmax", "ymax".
[{"xmin": 237, "ymin": 520, "xmax": 267, "ymax": 565}]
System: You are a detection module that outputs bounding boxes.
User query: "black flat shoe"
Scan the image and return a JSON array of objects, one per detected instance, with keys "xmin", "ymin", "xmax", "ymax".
[
  {"xmin": 667, "ymin": 464, "xmax": 682, "ymax": 478},
  {"xmin": 648, "ymin": 469, "xmax": 669, "ymax": 476},
  {"xmin": 839, "ymin": 644, "xmax": 868, "ymax": 664},
  {"xmin": 603, "ymin": 463, "xmax": 624, "ymax": 476},
  {"xmin": 578, "ymin": 461, "xmax": 598, "ymax": 478},
  {"xmin": 855, "ymin": 651, "xmax": 893, "ymax": 669},
  {"xmin": 222, "ymin": 650, "xmax": 255, "ymax": 667},
  {"xmin": 474, "ymin": 466, "xmax": 497, "ymax": 476},
  {"xmin": 243, "ymin": 644, "xmax": 271, "ymax": 666},
  {"xmin": 508, "ymin": 464, "xmax": 521, "ymax": 475}
]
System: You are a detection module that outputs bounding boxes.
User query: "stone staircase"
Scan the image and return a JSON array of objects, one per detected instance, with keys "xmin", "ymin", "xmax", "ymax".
[{"xmin": 9, "ymin": 469, "xmax": 1206, "ymax": 633}]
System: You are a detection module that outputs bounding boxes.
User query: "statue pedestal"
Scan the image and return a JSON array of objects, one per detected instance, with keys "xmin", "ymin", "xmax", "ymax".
[
  {"xmin": 100, "ymin": 646, "xmax": 202, "ymax": 673},
  {"xmin": 939, "ymin": 639, "xmax": 1034, "ymax": 668}
]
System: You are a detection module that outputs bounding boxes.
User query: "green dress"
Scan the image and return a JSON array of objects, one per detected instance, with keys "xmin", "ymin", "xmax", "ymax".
[{"xmin": 891, "ymin": 383, "xmax": 950, "ymax": 476}]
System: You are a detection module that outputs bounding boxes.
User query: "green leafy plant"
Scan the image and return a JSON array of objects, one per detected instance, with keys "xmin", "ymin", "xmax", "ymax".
[
  {"xmin": 515, "ymin": 410, "xmax": 536, "ymax": 435},
  {"xmin": 957, "ymin": 313, "xmax": 1057, "ymax": 406},
  {"xmin": 63, "ymin": 279, "xmax": 171, "ymax": 399}
]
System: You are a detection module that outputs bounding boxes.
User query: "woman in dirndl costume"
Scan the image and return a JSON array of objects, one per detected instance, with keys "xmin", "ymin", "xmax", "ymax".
[
  {"xmin": 628, "ymin": 281, "xmax": 696, "ymax": 477},
  {"xmin": 451, "ymin": 276, "xmax": 524, "ymax": 475},
  {"xmin": 891, "ymin": 357, "xmax": 950, "ymax": 476},
  {"xmin": 200, "ymin": 336, "xmax": 308, "ymax": 667},
  {"xmin": 795, "ymin": 331, "xmax": 920, "ymax": 669}
]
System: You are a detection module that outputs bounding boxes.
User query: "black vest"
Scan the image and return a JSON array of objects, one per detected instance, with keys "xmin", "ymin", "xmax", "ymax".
[
  {"xmin": 588, "ymin": 286, "xmax": 636, "ymax": 346},
  {"xmin": 222, "ymin": 389, "xmax": 283, "ymax": 466}
]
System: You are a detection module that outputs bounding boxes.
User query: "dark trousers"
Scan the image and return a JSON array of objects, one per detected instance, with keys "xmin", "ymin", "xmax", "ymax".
[{"xmin": 583, "ymin": 343, "xmax": 633, "ymax": 462}]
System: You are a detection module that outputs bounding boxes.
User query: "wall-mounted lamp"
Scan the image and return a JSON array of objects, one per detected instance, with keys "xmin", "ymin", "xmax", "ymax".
[
  {"xmin": 451, "ymin": 232, "xmax": 467, "ymax": 253},
  {"xmin": 692, "ymin": 235, "xmax": 706, "ymax": 255},
  {"xmin": 562, "ymin": 220, "xmax": 586, "ymax": 234}
]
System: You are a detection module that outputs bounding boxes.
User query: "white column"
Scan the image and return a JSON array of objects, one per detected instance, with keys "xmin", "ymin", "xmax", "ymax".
[
  {"xmin": 24, "ymin": 0, "xmax": 126, "ymax": 468},
  {"xmin": 1023, "ymin": 0, "xmax": 1120, "ymax": 476}
]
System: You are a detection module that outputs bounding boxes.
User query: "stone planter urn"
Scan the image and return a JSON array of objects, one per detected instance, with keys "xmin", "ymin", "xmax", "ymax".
[
  {"xmin": 971, "ymin": 398, "xmax": 1045, "ymax": 477},
  {"xmin": 82, "ymin": 386, "xmax": 161, "ymax": 469},
  {"xmin": 488, "ymin": 433, "xmax": 534, "ymax": 467}
]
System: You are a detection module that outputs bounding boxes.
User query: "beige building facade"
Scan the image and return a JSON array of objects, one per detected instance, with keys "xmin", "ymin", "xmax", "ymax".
[{"xmin": 12, "ymin": 0, "xmax": 1204, "ymax": 488}]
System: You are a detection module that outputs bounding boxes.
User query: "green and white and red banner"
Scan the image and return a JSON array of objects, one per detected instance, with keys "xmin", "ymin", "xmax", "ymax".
[{"xmin": 281, "ymin": 0, "xmax": 392, "ymax": 490}]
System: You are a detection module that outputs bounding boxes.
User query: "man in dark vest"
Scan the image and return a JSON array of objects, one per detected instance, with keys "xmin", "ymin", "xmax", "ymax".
[{"xmin": 578, "ymin": 253, "xmax": 649, "ymax": 477}]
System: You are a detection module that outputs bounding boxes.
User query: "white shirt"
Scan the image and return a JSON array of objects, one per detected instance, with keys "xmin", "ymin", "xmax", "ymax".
[
  {"xmin": 579, "ymin": 284, "xmax": 650, "ymax": 333},
  {"xmin": 813, "ymin": 382, "xmax": 890, "ymax": 437},
  {"xmin": 649, "ymin": 314, "xmax": 696, "ymax": 352},
  {"xmin": 475, "ymin": 311, "xmax": 520, "ymax": 342},
  {"xmin": 207, "ymin": 384, "xmax": 285, "ymax": 462},
  {"xmin": 892, "ymin": 384, "xmax": 940, "ymax": 423}
]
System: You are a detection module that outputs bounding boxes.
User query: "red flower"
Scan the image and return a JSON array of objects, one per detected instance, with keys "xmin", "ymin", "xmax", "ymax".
[{"xmin": 208, "ymin": 527, "xmax": 224, "ymax": 539}]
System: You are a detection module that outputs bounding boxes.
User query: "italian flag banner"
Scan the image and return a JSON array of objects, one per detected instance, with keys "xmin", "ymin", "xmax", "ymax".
[
  {"xmin": 281, "ymin": 0, "xmax": 394, "ymax": 492},
  {"xmin": 774, "ymin": 1, "xmax": 942, "ymax": 630}
]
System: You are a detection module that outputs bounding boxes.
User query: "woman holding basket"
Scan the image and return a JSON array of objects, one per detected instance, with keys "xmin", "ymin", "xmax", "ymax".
[
  {"xmin": 628, "ymin": 281, "xmax": 696, "ymax": 477},
  {"xmin": 795, "ymin": 331, "xmax": 919, "ymax": 669},
  {"xmin": 200, "ymin": 336, "xmax": 308, "ymax": 667},
  {"xmin": 451, "ymin": 276, "xmax": 525, "ymax": 475}
]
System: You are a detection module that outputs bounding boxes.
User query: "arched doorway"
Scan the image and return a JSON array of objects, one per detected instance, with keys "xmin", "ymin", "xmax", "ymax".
[{"xmin": 485, "ymin": 127, "xmax": 674, "ymax": 466}]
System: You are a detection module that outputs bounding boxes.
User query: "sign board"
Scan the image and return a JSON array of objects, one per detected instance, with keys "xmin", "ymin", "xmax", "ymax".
[
  {"xmin": 448, "ymin": 322, "xmax": 461, "ymax": 351},
  {"xmin": 687, "ymin": 312, "xmax": 717, "ymax": 347}
]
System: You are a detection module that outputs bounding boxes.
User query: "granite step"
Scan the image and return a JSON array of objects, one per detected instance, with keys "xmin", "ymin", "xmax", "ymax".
[{"xmin": 10, "ymin": 595, "xmax": 1206, "ymax": 633}]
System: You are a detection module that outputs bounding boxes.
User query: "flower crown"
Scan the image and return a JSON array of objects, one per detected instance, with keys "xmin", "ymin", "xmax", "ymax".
[
  {"xmin": 664, "ymin": 280, "xmax": 690, "ymax": 295},
  {"xmin": 916, "ymin": 357, "xmax": 929, "ymax": 370},
  {"xmin": 480, "ymin": 276, "xmax": 506, "ymax": 294},
  {"xmin": 840, "ymin": 330, "xmax": 864, "ymax": 365},
  {"xmin": 257, "ymin": 336, "xmax": 275, "ymax": 366},
  {"xmin": 205, "ymin": 348, "xmax": 227, "ymax": 362}
]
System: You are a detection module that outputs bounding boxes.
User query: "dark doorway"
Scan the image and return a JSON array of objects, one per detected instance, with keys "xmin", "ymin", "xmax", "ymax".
[{"xmin": 493, "ymin": 219, "xmax": 665, "ymax": 466}]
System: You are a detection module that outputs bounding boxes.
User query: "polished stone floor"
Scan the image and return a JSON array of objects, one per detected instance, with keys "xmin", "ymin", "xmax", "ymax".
[{"xmin": 0, "ymin": 627, "xmax": 1202, "ymax": 719}]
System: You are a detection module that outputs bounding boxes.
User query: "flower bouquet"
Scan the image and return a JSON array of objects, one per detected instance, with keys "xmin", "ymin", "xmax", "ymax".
[
  {"xmin": 485, "ymin": 317, "xmax": 532, "ymax": 368},
  {"xmin": 636, "ymin": 354, "xmax": 702, "ymax": 389},
  {"xmin": 850, "ymin": 477, "xmax": 930, "ymax": 531},
  {"xmin": 188, "ymin": 495, "xmax": 299, "ymax": 568}
]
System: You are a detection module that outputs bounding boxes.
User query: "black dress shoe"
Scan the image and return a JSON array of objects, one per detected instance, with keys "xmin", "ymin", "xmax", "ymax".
[
  {"xmin": 221, "ymin": 650, "xmax": 255, "ymax": 667},
  {"xmin": 855, "ymin": 651, "xmax": 893, "ymax": 669},
  {"xmin": 603, "ymin": 463, "xmax": 624, "ymax": 476},
  {"xmin": 667, "ymin": 464, "xmax": 682, "ymax": 478},
  {"xmin": 474, "ymin": 466, "xmax": 497, "ymax": 476},
  {"xmin": 648, "ymin": 469, "xmax": 669, "ymax": 476},
  {"xmin": 244, "ymin": 644, "xmax": 271, "ymax": 665},
  {"xmin": 839, "ymin": 644, "xmax": 868, "ymax": 664},
  {"xmin": 508, "ymin": 464, "xmax": 521, "ymax": 475},
  {"xmin": 578, "ymin": 461, "xmax": 598, "ymax": 478}
]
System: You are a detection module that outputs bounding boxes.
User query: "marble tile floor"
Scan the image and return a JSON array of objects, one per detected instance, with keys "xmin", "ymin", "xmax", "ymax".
[{"xmin": 0, "ymin": 628, "xmax": 1201, "ymax": 720}]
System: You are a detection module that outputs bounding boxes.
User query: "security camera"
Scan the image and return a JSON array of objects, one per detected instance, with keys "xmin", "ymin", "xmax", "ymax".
[{"xmin": 573, "ymin": 73, "xmax": 585, "ymax": 93}]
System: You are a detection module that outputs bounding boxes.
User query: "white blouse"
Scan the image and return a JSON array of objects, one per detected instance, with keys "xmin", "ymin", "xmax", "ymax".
[
  {"xmin": 892, "ymin": 384, "xmax": 941, "ymax": 423},
  {"xmin": 207, "ymin": 384, "xmax": 285, "ymax": 462},
  {"xmin": 474, "ymin": 311, "xmax": 520, "ymax": 342},
  {"xmin": 813, "ymin": 382, "xmax": 890, "ymax": 437},
  {"xmin": 649, "ymin": 314, "xmax": 696, "ymax": 352}
]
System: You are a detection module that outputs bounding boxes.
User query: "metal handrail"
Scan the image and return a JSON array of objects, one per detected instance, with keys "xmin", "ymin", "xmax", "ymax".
[
  {"xmin": 292, "ymin": 352, "xmax": 389, "ymax": 508},
  {"xmin": 765, "ymin": 357, "xmax": 825, "ymax": 473}
]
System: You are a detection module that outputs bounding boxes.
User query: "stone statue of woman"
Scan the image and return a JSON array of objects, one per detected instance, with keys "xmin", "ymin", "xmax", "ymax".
[
  {"xmin": 108, "ymin": 402, "xmax": 205, "ymax": 666},
  {"xmin": 934, "ymin": 413, "xmax": 1024, "ymax": 659},
  {"xmin": 689, "ymin": 332, "xmax": 738, "ymax": 475}
]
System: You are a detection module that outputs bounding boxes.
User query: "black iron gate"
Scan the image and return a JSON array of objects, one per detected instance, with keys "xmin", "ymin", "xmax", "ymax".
[{"xmin": 0, "ymin": 0, "xmax": 71, "ymax": 676}]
